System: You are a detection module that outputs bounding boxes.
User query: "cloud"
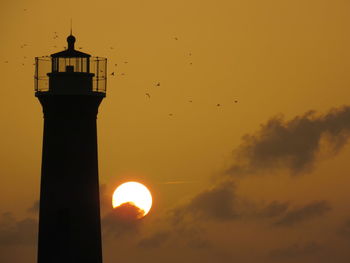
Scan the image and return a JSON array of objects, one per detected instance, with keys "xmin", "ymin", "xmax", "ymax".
[
  {"xmin": 160, "ymin": 181, "xmax": 197, "ymax": 185},
  {"xmin": 173, "ymin": 181, "xmax": 238, "ymax": 222},
  {"xmin": 137, "ymin": 185, "xmax": 221, "ymax": 250},
  {"xmin": 259, "ymin": 201, "xmax": 290, "ymax": 218},
  {"xmin": 99, "ymin": 184, "xmax": 112, "ymax": 215},
  {"xmin": 138, "ymin": 224, "xmax": 211, "ymax": 250},
  {"xmin": 274, "ymin": 200, "xmax": 331, "ymax": 227},
  {"xmin": 269, "ymin": 242, "xmax": 321, "ymax": 260},
  {"xmin": 0, "ymin": 213, "xmax": 37, "ymax": 246},
  {"xmin": 172, "ymin": 182, "xmax": 331, "ymax": 229},
  {"xmin": 138, "ymin": 231, "xmax": 170, "ymax": 248},
  {"xmin": 102, "ymin": 202, "xmax": 144, "ymax": 238},
  {"xmin": 337, "ymin": 219, "xmax": 350, "ymax": 238},
  {"xmin": 227, "ymin": 106, "xmax": 350, "ymax": 175},
  {"xmin": 177, "ymin": 225, "xmax": 211, "ymax": 249}
]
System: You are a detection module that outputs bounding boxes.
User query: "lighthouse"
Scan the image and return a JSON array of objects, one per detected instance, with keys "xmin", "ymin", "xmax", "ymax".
[{"xmin": 34, "ymin": 35, "xmax": 106, "ymax": 263}]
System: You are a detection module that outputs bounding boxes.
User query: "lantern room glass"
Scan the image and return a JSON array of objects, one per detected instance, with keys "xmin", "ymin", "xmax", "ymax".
[
  {"xmin": 35, "ymin": 56, "xmax": 107, "ymax": 93},
  {"xmin": 52, "ymin": 57, "xmax": 90, "ymax": 73}
]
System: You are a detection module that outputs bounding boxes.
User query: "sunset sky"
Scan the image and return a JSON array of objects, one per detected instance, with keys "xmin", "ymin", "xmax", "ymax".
[{"xmin": 1, "ymin": 0, "xmax": 350, "ymax": 262}]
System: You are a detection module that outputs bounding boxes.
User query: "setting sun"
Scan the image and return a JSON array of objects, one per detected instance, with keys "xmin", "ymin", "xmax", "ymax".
[{"xmin": 112, "ymin": 182, "xmax": 152, "ymax": 218}]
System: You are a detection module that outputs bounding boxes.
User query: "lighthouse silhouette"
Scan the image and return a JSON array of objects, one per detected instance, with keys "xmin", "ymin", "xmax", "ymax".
[{"xmin": 35, "ymin": 34, "xmax": 106, "ymax": 263}]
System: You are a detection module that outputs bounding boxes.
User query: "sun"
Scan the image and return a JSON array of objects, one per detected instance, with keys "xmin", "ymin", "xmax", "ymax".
[{"xmin": 112, "ymin": 182, "xmax": 152, "ymax": 218}]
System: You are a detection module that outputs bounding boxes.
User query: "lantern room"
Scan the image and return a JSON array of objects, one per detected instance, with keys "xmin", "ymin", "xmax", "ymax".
[{"xmin": 35, "ymin": 34, "xmax": 107, "ymax": 96}]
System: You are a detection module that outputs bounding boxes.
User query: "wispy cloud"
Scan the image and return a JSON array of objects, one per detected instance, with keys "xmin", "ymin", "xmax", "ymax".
[
  {"xmin": 227, "ymin": 106, "xmax": 350, "ymax": 176},
  {"xmin": 274, "ymin": 200, "xmax": 331, "ymax": 227},
  {"xmin": 159, "ymin": 181, "xmax": 197, "ymax": 185},
  {"xmin": 269, "ymin": 242, "xmax": 322, "ymax": 260},
  {"xmin": 0, "ymin": 213, "xmax": 37, "ymax": 246},
  {"xmin": 102, "ymin": 203, "xmax": 144, "ymax": 238}
]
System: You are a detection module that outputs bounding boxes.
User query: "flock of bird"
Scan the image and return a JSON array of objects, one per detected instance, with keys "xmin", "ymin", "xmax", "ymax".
[
  {"xmin": 4, "ymin": 30, "xmax": 239, "ymax": 117},
  {"xmin": 106, "ymin": 36, "xmax": 239, "ymax": 116},
  {"xmin": 141, "ymin": 77, "xmax": 239, "ymax": 117}
]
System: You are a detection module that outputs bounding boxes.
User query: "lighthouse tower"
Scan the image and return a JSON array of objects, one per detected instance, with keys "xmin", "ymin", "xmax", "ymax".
[{"xmin": 34, "ymin": 35, "xmax": 106, "ymax": 263}]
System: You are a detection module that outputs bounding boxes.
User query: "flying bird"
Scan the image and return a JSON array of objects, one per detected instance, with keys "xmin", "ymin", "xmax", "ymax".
[
  {"xmin": 216, "ymin": 104, "xmax": 221, "ymax": 107},
  {"xmin": 156, "ymin": 82, "xmax": 160, "ymax": 87},
  {"xmin": 145, "ymin": 93, "xmax": 151, "ymax": 99},
  {"xmin": 234, "ymin": 100, "xmax": 238, "ymax": 103},
  {"xmin": 110, "ymin": 72, "xmax": 115, "ymax": 76}
]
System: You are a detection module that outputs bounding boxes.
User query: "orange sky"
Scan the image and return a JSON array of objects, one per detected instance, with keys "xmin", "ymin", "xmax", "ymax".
[{"xmin": 1, "ymin": 0, "xmax": 350, "ymax": 262}]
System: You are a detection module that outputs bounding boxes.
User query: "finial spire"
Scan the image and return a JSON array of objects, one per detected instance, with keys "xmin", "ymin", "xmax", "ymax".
[
  {"xmin": 70, "ymin": 19, "xmax": 73, "ymax": 35},
  {"xmin": 67, "ymin": 19, "xmax": 75, "ymax": 50}
]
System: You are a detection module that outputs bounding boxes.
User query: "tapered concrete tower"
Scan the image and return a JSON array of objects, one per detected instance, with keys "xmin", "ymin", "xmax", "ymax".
[{"xmin": 34, "ymin": 35, "xmax": 107, "ymax": 263}]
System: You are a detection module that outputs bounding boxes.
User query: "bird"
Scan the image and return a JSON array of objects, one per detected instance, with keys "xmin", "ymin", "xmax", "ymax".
[
  {"xmin": 189, "ymin": 62, "xmax": 193, "ymax": 65},
  {"xmin": 145, "ymin": 93, "xmax": 151, "ymax": 99},
  {"xmin": 110, "ymin": 72, "xmax": 115, "ymax": 76},
  {"xmin": 234, "ymin": 100, "xmax": 238, "ymax": 103},
  {"xmin": 156, "ymin": 82, "xmax": 160, "ymax": 87},
  {"xmin": 78, "ymin": 47, "xmax": 83, "ymax": 50},
  {"xmin": 114, "ymin": 63, "xmax": 117, "ymax": 66},
  {"xmin": 216, "ymin": 103, "xmax": 221, "ymax": 107}
]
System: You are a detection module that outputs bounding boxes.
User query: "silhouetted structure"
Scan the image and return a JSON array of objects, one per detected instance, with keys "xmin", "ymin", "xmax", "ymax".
[{"xmin": 35, "ymin": 35, "xmax": 107, "ymax": 263}]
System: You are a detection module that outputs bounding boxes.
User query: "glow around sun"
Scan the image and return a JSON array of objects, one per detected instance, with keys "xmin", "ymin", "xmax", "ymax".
[{"xmin": 112, "ymin": 182, "xmax": 152, "ymax": 217}]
